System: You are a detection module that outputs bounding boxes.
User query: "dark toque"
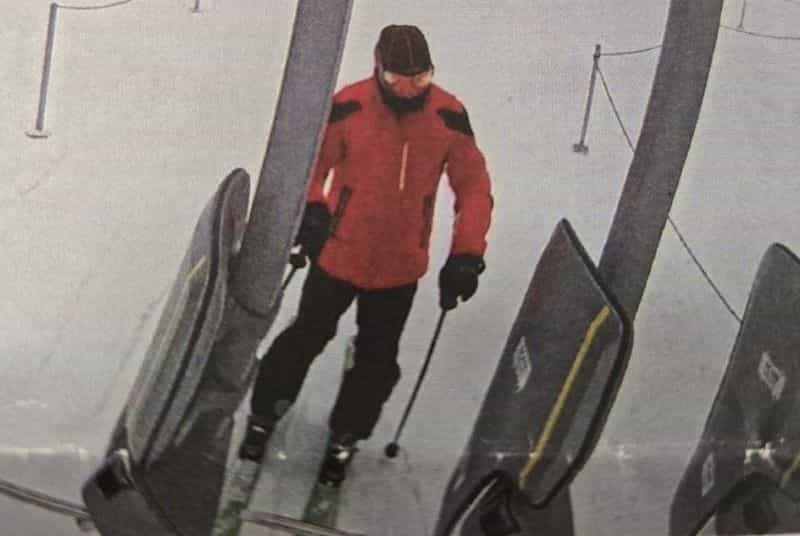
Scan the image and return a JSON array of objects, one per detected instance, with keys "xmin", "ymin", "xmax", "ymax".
[{"xmin": 375, "ymin": 25, "xmax": 433, "ymax": 75}]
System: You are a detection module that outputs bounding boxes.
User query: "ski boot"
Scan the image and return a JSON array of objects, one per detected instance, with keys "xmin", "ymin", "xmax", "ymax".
[
  {"xmin": 319, "ymin": 434, "xmax": 359, "ymax": 488},
  {"xmin": 237, "ymin": 414, "xmax": 275, "ymax": 463},
  {"xmin": 215, "ymin": 415, "xmax": 277, "ymax": 535},
  {"xmin": 299, "ymin": 434, "xmax": 358, "ymax": 528}
]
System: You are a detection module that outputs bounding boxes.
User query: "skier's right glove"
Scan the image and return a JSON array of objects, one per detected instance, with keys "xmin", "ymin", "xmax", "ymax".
[
  {"xmin": 295, "ymin": 202, "xmax": 331, "ymax": 262},
  {"xmin": 438, "ymin": 254, "xmax": 486, "ymax": 310}
]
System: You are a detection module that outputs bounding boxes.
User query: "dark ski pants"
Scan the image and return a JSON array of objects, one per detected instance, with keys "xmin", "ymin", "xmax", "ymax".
[{"xmin": 251, "ymin": 265, "xmax": 417, "ymax": 440}]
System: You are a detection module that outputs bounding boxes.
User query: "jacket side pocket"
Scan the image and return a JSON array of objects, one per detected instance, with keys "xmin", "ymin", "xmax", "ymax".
[
  {"xmin": 420, "ymin": 194, "xmax": 434, "ymax": 249},
  {"xmin": 329, "ymin": 185, "xmax": 353, "ymax": 238}
]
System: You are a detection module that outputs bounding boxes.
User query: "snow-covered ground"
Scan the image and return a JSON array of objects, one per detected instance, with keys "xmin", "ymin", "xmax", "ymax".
[{"xmin": 2, "ymin": 1, "xmax": 800, "ymax": 534}]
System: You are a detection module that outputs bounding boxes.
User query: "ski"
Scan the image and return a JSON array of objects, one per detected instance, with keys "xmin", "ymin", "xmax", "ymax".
[
  {"xmin": 297, "ymin": 336, "xmax": 356, "ymax": 534},
  {"xmin": 242, "ymin": 508, "xmax": 364, "ymax": 536},
  {"xmin": 299, "ymin": 479, "xmax": 341, "ymax": 531},
  {"xmin": 212, "ymin": 459, "xmax": 262, "ymax": 536},
  {"xmin": 0, "ymin": 477, "xmax": 94, "ymax": 532},
  {"xmin": 216, "ymin": 486, "xmax": 365, "ymax": 536},
  {"xmin": 214, "ymin": 336, "xmax": 356, "ymax": 536}
]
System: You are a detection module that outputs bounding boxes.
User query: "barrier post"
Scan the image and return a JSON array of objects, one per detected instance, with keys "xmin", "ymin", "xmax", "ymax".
[
  {"xmin": 27, "ymin": 3, "xmax": 59, "ymax": 139},
  {"xmin": 573, "ymin": 44, "xmax": 601, "ymax": 155},
  {"xmin": 737, "ymin": 0, "xmax": 747, "ymax": 30}
]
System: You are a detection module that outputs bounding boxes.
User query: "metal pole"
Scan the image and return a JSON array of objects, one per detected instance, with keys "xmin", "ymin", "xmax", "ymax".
[
  {"xmin": 27, "ymin": 3, "xmax": 58, "ymax": 139},
  {"xmin": 598, "ymin": 0, "xmax": 722, "ymax": 320},
  {"xmin": 230, "ymin": 0, "xmax": 352, "ymax": 317},
  {"xmin": 738, "ymin": 0, "xmax": 747, "ymax": 30},
  {"xmin": 573, "ymin": 44, "xmax": 601, "ymax": 155},
  {"xmin": 191, "ymin": 0, "xmax": 200, "ymax": 13}
]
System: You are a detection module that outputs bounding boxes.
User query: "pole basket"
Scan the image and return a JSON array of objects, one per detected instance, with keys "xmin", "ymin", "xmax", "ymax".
[
  {"xmin": 26, "ymin": 128, "xmax": 51, "ymax": 139},
  {"xmin": 572, "ymin": 142, "xmax": 589, "ymax": 155}
]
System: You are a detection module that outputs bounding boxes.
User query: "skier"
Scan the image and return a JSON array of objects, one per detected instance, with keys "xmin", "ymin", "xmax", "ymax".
[{"xmin": 238, "ymin": 24, "xmax": 493, "ymax": 487}]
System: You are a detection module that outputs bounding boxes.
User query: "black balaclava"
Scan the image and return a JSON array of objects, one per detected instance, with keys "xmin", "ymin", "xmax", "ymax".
[{"xmin": 374, "ymin": 25, "xmax": 433, "ymax": 115}]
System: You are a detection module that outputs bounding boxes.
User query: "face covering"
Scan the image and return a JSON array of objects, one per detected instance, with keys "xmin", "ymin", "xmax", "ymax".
[{"xmin": 374, "ymin": 67, "xmax": 433, "ymax": 115}]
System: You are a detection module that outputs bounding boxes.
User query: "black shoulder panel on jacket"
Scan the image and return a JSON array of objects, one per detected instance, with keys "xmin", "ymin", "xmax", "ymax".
[
  {"xmin": 437, "ymin": 108, "xmax": 474, "ymax": 137},
  {"xmin": 330, "ymin": 100, "xmax": 361, "ymax": 123}
]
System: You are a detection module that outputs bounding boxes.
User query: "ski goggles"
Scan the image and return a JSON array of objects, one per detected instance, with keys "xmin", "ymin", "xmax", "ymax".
[{"xmin": 380, "ymin": 67, "xmax": 434, "ymax": 90}]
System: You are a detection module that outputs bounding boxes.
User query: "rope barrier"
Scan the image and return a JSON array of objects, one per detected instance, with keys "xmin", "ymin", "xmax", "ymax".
[
  {"xmin": 720, "ymin": 23, "xmax": 800, "ymax": 41},
  {"xmin": 599, "ymin": 44, "xmax": 662, "ymax": 57},
  {"xmin": 596, "ymin": 65, "xmax": 636, "ymax": 152},
  {"xmin": 667, "ymin": 218, "xmax": 743, "ymax": 323},
  {"xmin": 27, "ymin": 0, "xmax": 198, "ymax": 138},
  {"xmin": 590, "ymin": 53, "xmax": 743, "ymax": 324},
  {"xmin": 56, "ymin": 0, "xmax": 133, "ymax": 10},
  {"xmin": 573, "ymin": 42, "xmax": 661, "ymax": 153}
]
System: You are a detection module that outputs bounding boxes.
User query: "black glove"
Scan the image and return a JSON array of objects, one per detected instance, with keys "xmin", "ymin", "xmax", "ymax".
[
  {"xmin": 295, "ymin": 202, "xmax": 331, "ymax": 262},
  {"xmin": 288, "ymin": 249, "xmax": 308, "ymax": 269},
  {"xmin": 438, "ymin": 254, "xmax": 486, "ymax": 310}
]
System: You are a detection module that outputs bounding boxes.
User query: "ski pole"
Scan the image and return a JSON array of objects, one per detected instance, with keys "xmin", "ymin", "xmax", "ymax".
[{"xmin": 385, "ymin": 308, "xmax": 448, "ymax": 458}]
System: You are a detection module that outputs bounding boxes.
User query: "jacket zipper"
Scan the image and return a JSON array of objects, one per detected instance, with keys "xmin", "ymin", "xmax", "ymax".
[
  {"xmin": 399, "ymin": 141, "xmax": 409, "ymax": 191},
  {"xmin": 322, "ymin": 168, "xmax": 335, "ymax": 198}
]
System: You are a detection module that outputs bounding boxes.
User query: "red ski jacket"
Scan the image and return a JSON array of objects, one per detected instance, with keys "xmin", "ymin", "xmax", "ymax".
[{"xmin": 308, "ymin": 76, "xmax": 493, "ymax": 290}]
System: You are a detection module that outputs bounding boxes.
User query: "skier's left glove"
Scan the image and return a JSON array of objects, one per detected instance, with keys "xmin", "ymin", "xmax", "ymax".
[
  {"xmin": 295, "ymin": 202, "xmax": 331, "ymax": 262},
  {"xmin": 438, "ymin": 254, "xmax": 486, "ymax": 310}
]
